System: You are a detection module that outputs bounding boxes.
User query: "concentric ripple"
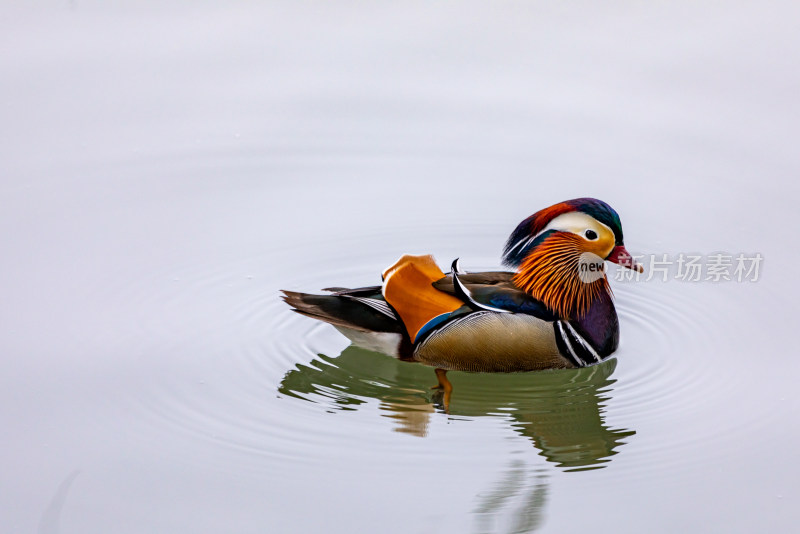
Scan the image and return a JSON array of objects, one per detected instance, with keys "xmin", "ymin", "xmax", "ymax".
[{"xmin": 116, "ymin": 226, "xmax": 777, "ymax": 481}]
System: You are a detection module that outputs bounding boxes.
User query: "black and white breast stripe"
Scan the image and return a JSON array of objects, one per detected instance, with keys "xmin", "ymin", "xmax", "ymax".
[
  {"xmin": 553, "ymin": 321, "xmax": 602, "ymax": 367},
  {"xmin": 341, "ymin": 295, "xmax": 398, "ymax": 320}
]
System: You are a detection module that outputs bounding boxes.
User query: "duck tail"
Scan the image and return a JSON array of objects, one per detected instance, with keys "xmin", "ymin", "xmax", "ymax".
[{"xmin": 281, "ymin": 290, "xmax": 402, "ymax": 333}]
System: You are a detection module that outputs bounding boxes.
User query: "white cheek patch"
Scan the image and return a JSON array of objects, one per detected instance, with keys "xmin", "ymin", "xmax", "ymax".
[{"xmin": 538, "ymin": 212, "xmax": 613, "ymax": 240}]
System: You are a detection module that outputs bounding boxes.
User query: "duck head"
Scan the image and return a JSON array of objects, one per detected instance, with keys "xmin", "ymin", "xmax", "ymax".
[{"xmin": 502, "ymin": 198, "xmax": 642, "ymax": 319}]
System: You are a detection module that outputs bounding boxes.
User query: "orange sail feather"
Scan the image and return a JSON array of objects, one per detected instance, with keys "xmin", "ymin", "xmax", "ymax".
[{"xmin": 382, "ymin": 255, "xmax": 463, "ymax": 342}]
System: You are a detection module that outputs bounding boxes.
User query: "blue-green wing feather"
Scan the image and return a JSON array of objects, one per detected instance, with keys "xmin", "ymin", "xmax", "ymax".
[{"xmin": 431, "ymin": 272, "xmax": 557, "ymax": 321}]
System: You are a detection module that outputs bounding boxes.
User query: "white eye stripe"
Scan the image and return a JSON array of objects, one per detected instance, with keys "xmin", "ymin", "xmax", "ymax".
[{"xmin": 539, "ymin": 212, "xmax": 613, "ymax": 240}]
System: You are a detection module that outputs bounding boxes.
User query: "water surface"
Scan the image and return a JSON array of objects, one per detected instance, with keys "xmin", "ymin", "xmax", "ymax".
[{"xmin": 2, "ymin": 1, "xmax": 799, "ymax": 533}]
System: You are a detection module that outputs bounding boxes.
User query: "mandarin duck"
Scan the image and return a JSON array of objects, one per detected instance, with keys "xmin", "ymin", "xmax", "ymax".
[{"xmin": 282, "ymin": 198, "xmax": 642, "ymax": 403}]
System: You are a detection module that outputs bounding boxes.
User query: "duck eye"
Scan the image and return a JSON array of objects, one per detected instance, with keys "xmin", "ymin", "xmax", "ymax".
[{"xmin": 584, "ymin": 229, "xmax": 598, "ymax": 240}]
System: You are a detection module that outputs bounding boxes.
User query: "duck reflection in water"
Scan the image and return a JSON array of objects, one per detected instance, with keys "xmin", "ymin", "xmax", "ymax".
[
  {"xmin": 473, "ymin": 461, "xmax": 549, "ymax": 534},
  {"xmin": 281, "ymin": 199, "xmax": 640, "ymax": 471},
  {"xmin": 279, "ymin": 345, "xmax": 634, "ymax": 471}
]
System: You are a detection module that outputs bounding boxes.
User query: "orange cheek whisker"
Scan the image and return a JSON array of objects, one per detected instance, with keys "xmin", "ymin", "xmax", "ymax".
[{"xmin": 512, "ymin": 233, "xmax": 610, "ymax": 319}]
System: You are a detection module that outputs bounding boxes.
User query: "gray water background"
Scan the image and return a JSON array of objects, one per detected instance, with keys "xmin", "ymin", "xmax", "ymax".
[{"xmin": 2, "ymin": 1, "xmax": 799, "ymax": 532}]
